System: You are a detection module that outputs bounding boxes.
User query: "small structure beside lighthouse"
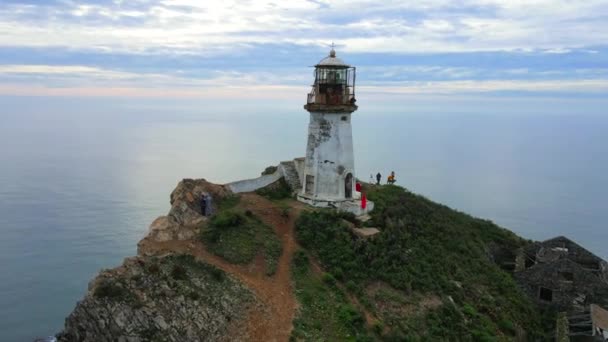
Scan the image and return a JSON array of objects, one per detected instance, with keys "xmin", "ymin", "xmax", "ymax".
[{"xmin": 296, "ymin": 48, "xmax": 371, "ymax": 214}]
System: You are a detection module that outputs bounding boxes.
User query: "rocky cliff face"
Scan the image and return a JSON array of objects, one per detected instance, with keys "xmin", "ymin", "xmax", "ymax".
[
  {"xmin": 58, "ymin": 255, "xmax": 256, "ymax": 342},
  {"xmin": 57, "ymin": 179, "xmax": 256, "ymax": 342}
]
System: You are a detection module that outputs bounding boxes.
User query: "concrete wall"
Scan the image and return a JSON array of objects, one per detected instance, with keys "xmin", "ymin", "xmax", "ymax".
[
  {"xmin": 293, "ymin": 157, "xmax": 305, "ymax": 185},
  {"xmin": 226, "ymin": 170, "xmax": 282, "ymax": 193},
  {"xmin": 302, "ymin": 112, "xmax": 355, "ymax": 200}
]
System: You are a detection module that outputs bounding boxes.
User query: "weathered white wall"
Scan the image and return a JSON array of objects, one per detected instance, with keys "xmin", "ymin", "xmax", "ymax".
[
  {"xmin": 293, "ymin": 157, "xmax": 305, "ymax": 186},
  {"xmin": 226, "ymin": 170, "xmax": 282, "ymax": 193},
  {"xmin": 301, "ymin": 112, "xmax": 355, "ymax": 200}
]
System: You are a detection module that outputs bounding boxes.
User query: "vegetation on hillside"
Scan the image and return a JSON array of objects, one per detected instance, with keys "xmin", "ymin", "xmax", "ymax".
[
  {"xmin": 200, "ymin": 209, "xmax": 282, "ymax": 275},
  {"xmin": 291, "ymin": 250, "xmax": 372, "ymax": 341},
  {"xmin": 93, "ymin": 255, "xmax": 236, "ymax": 303},
  {"xmin": 295, "ymin": 185, "xmax": 543, "ymax": 340}
]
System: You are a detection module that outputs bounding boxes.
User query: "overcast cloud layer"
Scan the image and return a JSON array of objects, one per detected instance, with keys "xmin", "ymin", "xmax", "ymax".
[{"xmin": 0, "ymin": 0, "xmax": 607, "ymax": 97}]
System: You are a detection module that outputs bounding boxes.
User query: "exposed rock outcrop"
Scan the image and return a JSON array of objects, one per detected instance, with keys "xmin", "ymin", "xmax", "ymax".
[
  {"xmin": 145, "ymin": 215, "xmax": 192, "ymax": 243},
  {"xmin": 137, "ymin": 179, "xmax": 232, "ymax": 252},
  {"xmin": 57, "ymin": 255, "xmax": 257, "ymax": 342},
  {"xmin": 168, "ymin": 178, "xmax": 231, "ymax": 226}
]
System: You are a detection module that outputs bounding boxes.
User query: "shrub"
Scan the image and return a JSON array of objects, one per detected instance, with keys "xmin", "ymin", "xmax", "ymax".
[
  {"xmin": 372, "ymin": 321, "xmax": 384, "ymax": 335},
  {"xmin": 147, "ymin": 263, "xmax": 160, "ymax": 274},
  {"xmin": 94, "ymin": 279, "xmax": 129, "ymax": 300},
  {"xmin": 187, "ymin": 291, "xmax": 201, "ymax": 301},
  {"xmin": 498, "ymin": 319, "xmax": 516, "ymax": 335},
  {"xmin": 462, "ymin": 304, "xmax": 478, "ymax": 317},
  {"xmin": 210, "ymin": 267, "xmax": 225, "ymax": 282},
  {"xmin": 345, "ymin": 280, "xmax": 358, "ymax": 293},
  {"xmin": 293, "ymin": 250, "xmax": 309, "ymax": 272},
  {"xmin": 171, "ymin": 264, "xmax": 188, "ymax": 281},
  {"xmin": 321, "ymin": 273, "xmax": 336, "ymax": 285},
  {"xmin": 211, "ymin": 211, "xmax": 244, "ymax": 228},
  {"xmin": 332, "ymin": 267, "xmax": 345, "ymax": 281},
  {"xmin": 338, "ymin": 304, "xmax": 365, "ymax": 328},
  {"xmin": 261, "ymin": 165, "xmax": 278, "ymax": 175}
]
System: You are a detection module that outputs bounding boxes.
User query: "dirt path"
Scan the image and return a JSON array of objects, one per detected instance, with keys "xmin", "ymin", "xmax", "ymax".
[{"xmin": 139, "ymin": 193, "xmax": 306, "ymax": 342}]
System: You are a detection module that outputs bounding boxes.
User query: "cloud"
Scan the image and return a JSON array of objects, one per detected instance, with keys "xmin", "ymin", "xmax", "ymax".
[
  {"xmin": 0, "ymin": 1, "xmax": 607, "ymax": 97},
  {"xmin": 0, "ymin": 0, "xmax": 607, "ymax": 54}
]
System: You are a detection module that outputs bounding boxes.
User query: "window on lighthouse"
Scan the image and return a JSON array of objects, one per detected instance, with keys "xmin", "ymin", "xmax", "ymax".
[{"xmin": 328, "ymin": 70, "xmax": 337, "ymax": 83}]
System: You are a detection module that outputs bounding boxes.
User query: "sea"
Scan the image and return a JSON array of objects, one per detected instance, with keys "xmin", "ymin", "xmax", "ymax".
[{"xmin": 0, "ymin": 95, "xmax": 607, "ymax": 341}]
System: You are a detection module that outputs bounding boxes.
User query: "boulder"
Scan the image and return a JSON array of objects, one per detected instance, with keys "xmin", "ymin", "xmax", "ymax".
[
  {"xmin": 146, "ymin": 216, "xmax": 198, "ymax": 243},
  {"xmin": 168, "ymin": 179, "xmax": 232, "ymax": 226}
]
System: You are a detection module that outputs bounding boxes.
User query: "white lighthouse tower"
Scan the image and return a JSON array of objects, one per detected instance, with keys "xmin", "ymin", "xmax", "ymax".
[{"xmin": 297, "ymin": 48, "xmax": 371, "ymax": 213}]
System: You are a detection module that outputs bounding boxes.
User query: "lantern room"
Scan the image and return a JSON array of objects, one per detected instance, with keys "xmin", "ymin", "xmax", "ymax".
[{"xmin": 305, "ymin": 48, "xmax": 357, "ymax": 111}]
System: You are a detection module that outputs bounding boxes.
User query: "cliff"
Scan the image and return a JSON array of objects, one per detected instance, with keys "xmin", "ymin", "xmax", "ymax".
[
  {"xmin": 57, "ymin": 178, "xmax": 300, "ymax": 341},
  {"xmin": 56, "ymin": 175, "xmax": 596, "ymax": 341},
  {"xmin": 57, "ymin": 179, "xmax": 259, "ymax": 342},
  {"xmin": 57, "ymin": 255, "xmax": 256, "ymax": 342}
]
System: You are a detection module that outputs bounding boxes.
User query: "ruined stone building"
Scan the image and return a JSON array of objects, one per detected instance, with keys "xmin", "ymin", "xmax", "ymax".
[
  {"xmin": 565, "ymin": 304, "xmax": 608, "ymax": 341},
  {"xmin": 515, "ymin": 236, "xmax": 608, "ymax": 312},
  {"xmin": 514, "ymin": 236, "xmax": 608, "ymax": 340}
]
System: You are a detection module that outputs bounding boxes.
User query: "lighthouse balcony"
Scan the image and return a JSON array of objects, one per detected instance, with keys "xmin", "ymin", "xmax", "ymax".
[{"xmin": 304, "ymin": 91, "xmax": 357, "ymax": 113}]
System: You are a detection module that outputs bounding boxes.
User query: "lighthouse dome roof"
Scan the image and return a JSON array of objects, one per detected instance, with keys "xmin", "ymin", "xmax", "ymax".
[{"xmin": 316, "ymin": 48, "xmax": 349, "ymax": 68}]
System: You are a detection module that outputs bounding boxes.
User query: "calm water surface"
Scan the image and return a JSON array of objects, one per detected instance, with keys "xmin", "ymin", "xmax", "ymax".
[{"xmin": 0, "ymin": 99, "xmax": 607, "ymax": 341}]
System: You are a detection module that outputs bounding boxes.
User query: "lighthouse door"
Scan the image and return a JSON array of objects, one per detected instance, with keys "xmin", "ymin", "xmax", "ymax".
[{"xmin": 345, "ymin": 173, "xmax": 353, "ymax": 198}]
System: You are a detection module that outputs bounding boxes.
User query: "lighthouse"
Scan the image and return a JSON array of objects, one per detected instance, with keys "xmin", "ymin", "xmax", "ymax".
[{"xmin": 297, "ymin": 47, "xmax": 369, "ymax": 213}]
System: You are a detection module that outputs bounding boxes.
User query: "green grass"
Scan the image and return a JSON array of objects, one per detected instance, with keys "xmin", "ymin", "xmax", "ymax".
[
  {"xmin": 200, "ymin": 210, "xmax": 283, "ymax": 275},
  {"xmin": 290, "ymin": 250, "xmax": 372, "ymax": 342},
  {"xmin": 295, "ymin": 185, "xmax": 544, "ymax": 340},
  {"xmin": 217, "ymin": 194, "xmax": 241, "ymax": 211}
]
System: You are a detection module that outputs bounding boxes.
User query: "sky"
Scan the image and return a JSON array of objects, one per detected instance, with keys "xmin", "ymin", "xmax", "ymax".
[{"xmin": 0, "ymin": 0, "xmax": 607, "ymax": 101}]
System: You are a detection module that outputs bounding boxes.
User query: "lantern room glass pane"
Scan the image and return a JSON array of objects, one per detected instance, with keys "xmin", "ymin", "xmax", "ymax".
[{"xmin": 316, "ymin": 68, "xmax": 347, "ymax": 85}]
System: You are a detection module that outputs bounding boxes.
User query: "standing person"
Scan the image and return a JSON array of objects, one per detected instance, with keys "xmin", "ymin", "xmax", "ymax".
[
  {"xmin": 376, "ymin": 172, "xmax": 382, "ymax": 185},
  {"xmin": 388, "ymin": 171, "xmax": 396, "ymax": 185},
  {"xmin": 200, "ymin": 194, "xmax": 207, "ymax": 216},
  {"xmin": 205, "ymin": 194, "xmax": 213, "ymax": 216}
]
